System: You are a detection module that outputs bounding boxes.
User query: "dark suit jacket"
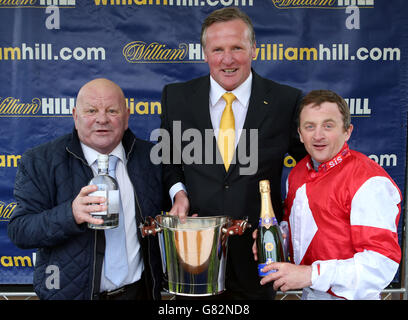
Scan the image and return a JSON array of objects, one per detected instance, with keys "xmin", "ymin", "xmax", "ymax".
[{"xmin": 160, "ymin": 70, "xmax": 306, "ymax": 299}]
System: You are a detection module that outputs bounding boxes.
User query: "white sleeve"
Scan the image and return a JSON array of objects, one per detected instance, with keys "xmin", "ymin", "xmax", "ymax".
[
  {"xmin": 169, "ymin": 182, "xmax": 187, "ymax": 204},
  {"xmin": 310, "ymin": 250, "xmax": 399, "ymax": 299},
  {"xmin": 310, "ymin": 176, "xmax": 401, "ymax": 300}
]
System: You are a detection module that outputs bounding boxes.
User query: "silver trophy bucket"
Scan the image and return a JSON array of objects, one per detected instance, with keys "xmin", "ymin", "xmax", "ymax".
[{"xmin": 141, "ymin": 215, "xmax": 250, "ymax": 296}]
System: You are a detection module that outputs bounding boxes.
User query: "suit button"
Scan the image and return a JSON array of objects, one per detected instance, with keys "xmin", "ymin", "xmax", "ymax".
[{"xmin": 224, "ymin": 184, "xmax": 229, "ymax": 190}]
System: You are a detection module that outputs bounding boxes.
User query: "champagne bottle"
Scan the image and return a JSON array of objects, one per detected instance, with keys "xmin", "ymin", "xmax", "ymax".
[
  {"xmin": 88, "ymin": 154, "xmax": 120, "ymax": 229},
  {"xmin": 257, "ymin": 180, "xmax": 286, "ymax": 276}
]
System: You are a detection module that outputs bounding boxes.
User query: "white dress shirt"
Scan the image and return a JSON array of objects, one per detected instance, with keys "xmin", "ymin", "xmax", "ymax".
[
  {"xmin": 209, "ymin": 72, "xmax": 252, "ymax": 145},
  {"xmin": 169, "ymin": 73, "xmax": 252, "ymax": 202},
  {"xmin": 81, "ymin": 142, "xmax": 143, "ymax": 291}
]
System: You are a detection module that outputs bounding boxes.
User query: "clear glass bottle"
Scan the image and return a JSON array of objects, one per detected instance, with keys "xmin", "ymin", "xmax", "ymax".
[
  {"xmin": 88, "ymin": 154, "xmax": 119, "ymax": 229},
  {"xmin": 256, "ymin": 179, "xmax": 286, "ymax": 276}
]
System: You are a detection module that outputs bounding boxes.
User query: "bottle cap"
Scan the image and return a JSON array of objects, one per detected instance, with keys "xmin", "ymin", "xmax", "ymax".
[
  {"xmin": 259, "ymin": 180, "xmax": 270, "ymax": 193},
  {"xmin": 97, "ymin": 154, "xmax": 109, "ymax": 170}
]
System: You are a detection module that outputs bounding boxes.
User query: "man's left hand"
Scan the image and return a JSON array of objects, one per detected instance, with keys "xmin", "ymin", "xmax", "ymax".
[{"xmin": 259, "ymin": 262, "xmax": 312, "ymax": 292}]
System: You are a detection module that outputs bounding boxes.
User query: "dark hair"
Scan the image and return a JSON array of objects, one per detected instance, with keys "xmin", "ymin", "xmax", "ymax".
[
  {"xmin": 200, "ymin": 7, "xmax": 255, "ymax": 48},
  {"xmin": 298, "ymin": 89, "xmax": 351, "ymax": 131}
]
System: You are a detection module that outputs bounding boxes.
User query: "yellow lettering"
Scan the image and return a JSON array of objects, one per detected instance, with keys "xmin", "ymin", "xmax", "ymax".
[
  {"xmin": 0, "ymin": 255, "xmax": 33, "ymax": 267},
  {"xmin": 14, "ymin": 256, "xmax": 32, "ymax": 267},
  {"xmin": 284, "ymin": 47, "xmax": 298, "ymax": 61},
  {"xmin": 93, "ymin": 0, "xmax": 167, "ymax": 5},
  {"xmin": 136, "ymin": 102, "xmax": 149, "ymax": 115},
  {"xmin": 126, "ymin": 99, "xmax": 161, "ymax": 115},
  {"xmin": 123, "ymin": 41, "xmax": 187, "ymax": 62},
  {"xmin": 150, "ymin": 101, "xmax": 161, "ymax": 114},
  {"xmin": 0, "ymin": 0, "xmax": 34, "ymax": 6},
  {"xmin": 1, "ymin": 256, "xmax": 13, "ymax": 267},
  {"xmin": 0, "ymin": 155, "xmax": 21, "ymax": 168},
  {"xmin": 253, "ymin": 47, "xmax": 260, "ymax": 60},
  {"xmin": 284, "ymin": 155, "xmax": 297, "ymax": 168},
  {"xmin": 93, "ymin": 0, "xmax": 108, "ymax": 4},
  {"xmin": 272, "ymin": 0, "xmax": 335, "ymax": 7},
  {"xmin": 299, "ymin": 47, "xmax": 317, "ymax": 60},
  {"xmin": 0, "ymin": 97, "xmax": 40, "ymax": 115},
  {"xmin": 2, "ymin": 47, "xmax": 21, "ymax": 60},
  {"xmin": 0, "ymin": 201, "xmax": 17, "ymax": 220},
  {"xmin": 7, "ymin": 155, "xmax": 21, "ymax": 167}
]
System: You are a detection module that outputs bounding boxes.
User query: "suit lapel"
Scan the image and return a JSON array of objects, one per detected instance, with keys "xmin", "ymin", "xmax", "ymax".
[
  {"xmin": 242, "ymin": 72, "xmax": 275, "ymax": 131},
  {"xmin": 189, "ymin": 76, "xmax": 213, "ymax": 131}
]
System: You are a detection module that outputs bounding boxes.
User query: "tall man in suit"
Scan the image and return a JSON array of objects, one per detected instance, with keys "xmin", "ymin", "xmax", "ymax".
[{"xmin": 160, "ymin": 7, "xmax": 306, "ymax": 299}]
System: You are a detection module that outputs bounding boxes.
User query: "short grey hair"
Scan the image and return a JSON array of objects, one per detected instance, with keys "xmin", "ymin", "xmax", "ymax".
[{"xmin": 200, "ymin": 7, "xmax": 256, "ymax": 49}]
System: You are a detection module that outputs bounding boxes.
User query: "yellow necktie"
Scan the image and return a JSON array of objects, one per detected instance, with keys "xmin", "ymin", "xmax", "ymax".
[{"xmin": 218, "ymin": 92, "xmax": 236, "ymax": 171}]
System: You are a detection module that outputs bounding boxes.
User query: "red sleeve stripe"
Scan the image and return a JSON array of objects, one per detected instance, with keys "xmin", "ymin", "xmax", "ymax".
[{"xmin": 351, "ymin": 225, "xmax": 401, "ymax": 263}]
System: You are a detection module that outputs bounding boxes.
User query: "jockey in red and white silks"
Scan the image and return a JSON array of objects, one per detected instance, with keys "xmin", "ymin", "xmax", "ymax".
[{"xmin": 283, "ymin": 143, "xmax": 401, "ymax": 300}]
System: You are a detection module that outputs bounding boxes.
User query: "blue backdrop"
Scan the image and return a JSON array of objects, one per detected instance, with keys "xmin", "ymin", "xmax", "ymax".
[{"xmin": 0, "ymin": 0, "xmax": 407, "ymax": 286}]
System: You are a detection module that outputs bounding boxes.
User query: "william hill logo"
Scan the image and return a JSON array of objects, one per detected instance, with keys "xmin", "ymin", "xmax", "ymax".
[
  {"xmin": 0, "ymin": 201, "xmax": 16, "ymax": 222},
  {"xmin": 123, "ymin": 41, "xmax": 188, "ymax": 63},
  {"xmin": 272, "ymin": 0, "xmax": 374, "ymax": 8},
  {"xmin": 0, "ymin": 0, "xmax": 75, "ymax": 7},
  {"xmin": 0, "ymin": 97, "xmax": 41, "ymax": 115}
]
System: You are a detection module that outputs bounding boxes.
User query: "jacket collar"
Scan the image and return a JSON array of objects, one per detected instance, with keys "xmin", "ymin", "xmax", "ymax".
[
  {"xmin": 66, "ymin": 128, "xmax": 136, "ymax": 164},
  {"xmin": 306, "ymin": 142, "xmax": 351, "ymax": 175}
]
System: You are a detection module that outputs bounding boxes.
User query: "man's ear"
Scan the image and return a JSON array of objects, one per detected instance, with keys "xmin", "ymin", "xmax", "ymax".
[
  {"xmin": 298, "ymin": 127, "xmax": 304, "ymax": 143},
  {"xmin": 345, "ymin": 124, "xmax": 353, "ymax": 142},
  {"xmin": 72, "ymin": 107, "xmax": 78, "ymax": 129}
]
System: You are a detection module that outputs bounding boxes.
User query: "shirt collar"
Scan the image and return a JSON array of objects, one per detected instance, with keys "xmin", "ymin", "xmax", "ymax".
[
  {"xmin": 306, "ymin": 143, "xmax": 351, "ymax": 174},
  {"xmin": 209, "ymin": 72, "xmax": 252, "ymax": 108},
  {"xmin": 81, "ymin": 142, "xmax": 125, "ymax": 166}
]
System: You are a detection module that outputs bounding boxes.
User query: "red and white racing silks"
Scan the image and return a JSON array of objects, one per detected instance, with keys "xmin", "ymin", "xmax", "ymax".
[{"xmin": 283, "ymin": 143, "xmax": 401, "ymax": 300}]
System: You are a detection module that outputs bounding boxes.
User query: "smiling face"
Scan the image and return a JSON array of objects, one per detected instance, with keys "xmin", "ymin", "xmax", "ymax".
[
  {"xmin": 203, "ymin": 19, "xmax": 256, "ymax": 91},
  {"xmin": 72, "ymin": 78, "xmax": 129, "ymax": 154},
  {"xmin": 298, "ymin": 102, "xmax": 353, "ymax": 163}
]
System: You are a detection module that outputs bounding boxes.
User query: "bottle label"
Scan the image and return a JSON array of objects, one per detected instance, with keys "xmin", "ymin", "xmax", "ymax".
[
  {"xmin": 265, "ymin": 241, "xmax": 274, "ymax": 252},
  {"xmin": 258, "ymin": 258, "xmax": 276, "ymax": 276},
  {"xmin": 258, "ymin": 217, "xmax": 278, "ymax": 228},
  {"xmin": 90, "ymin": 190, "xmax": 107, "ymax": 215},
  {"xmin": 108, "ymin": 190, "xmax": 120, "ymax": 214},
  {"xmin": 89, "ymin": 190, "xmax": 120, "ymax": 215}
]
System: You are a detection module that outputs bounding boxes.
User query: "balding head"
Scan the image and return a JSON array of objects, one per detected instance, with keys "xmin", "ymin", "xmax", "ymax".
[
  {"xmin": 76, "ymin": 78, "xmax": 126, "ymax": 109},
  {"xmin": 73, "ymin": 78, "xmax": 129, "ymax": 154}
]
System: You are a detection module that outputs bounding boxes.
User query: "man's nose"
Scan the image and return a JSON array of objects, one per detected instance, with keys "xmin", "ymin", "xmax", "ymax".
[
  {"xmin": 96, "ymin": 111, "xmax": 109, "ymax": 123},
  {"xmin": 312, "ymin": 126, "xmax": 324, "ymax": 140},
  {"xmin": 222, "ymin": 50, "xmax": 234, "ymax": 65}
]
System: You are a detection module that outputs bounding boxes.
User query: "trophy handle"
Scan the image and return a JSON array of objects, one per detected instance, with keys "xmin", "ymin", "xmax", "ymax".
[
  {"xmin": 222, "ymin": 217, "xmax": 251, "ymax": 236},
  {"xmin": 139, "ymin": 216, "xmax": 162, "ymax": 237}
]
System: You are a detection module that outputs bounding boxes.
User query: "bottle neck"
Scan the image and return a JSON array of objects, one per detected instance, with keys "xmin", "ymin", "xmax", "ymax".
[
  {"xmin": 260, "ymin": 192, "xmax": 277, "ymax": 226},
  {"xmin": 97, "ymin": 166, "xmax": 109, "ymax": 175},
  {"xmin": 96, "ymin": 154, "xmax": 109, "ymax": 175}
]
